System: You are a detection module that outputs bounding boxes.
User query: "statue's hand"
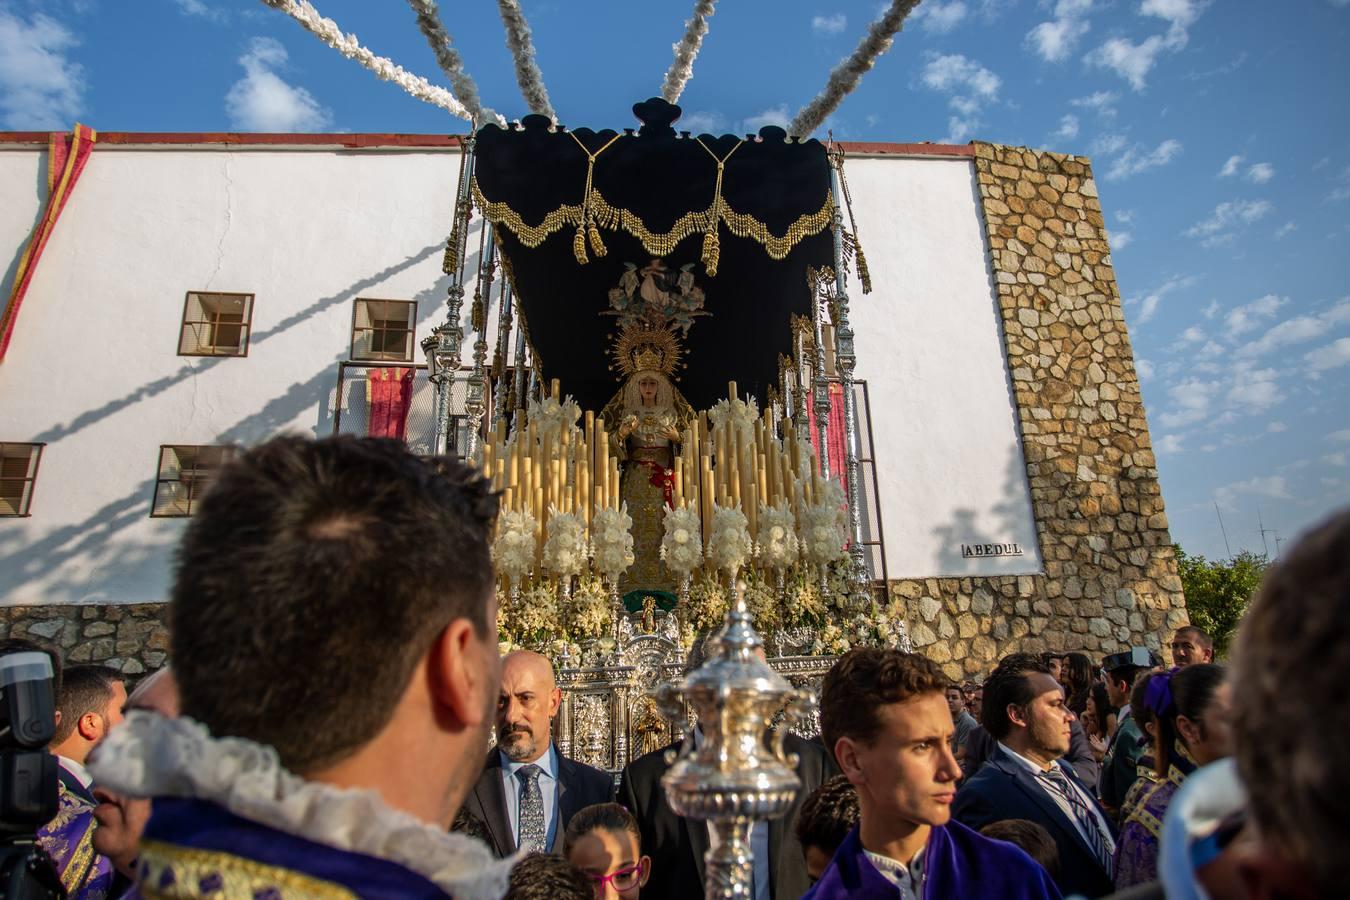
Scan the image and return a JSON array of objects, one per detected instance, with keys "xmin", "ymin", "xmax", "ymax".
[{"xmin": 664, "ymin": 425, "xmax": 681, "ymax": 442}]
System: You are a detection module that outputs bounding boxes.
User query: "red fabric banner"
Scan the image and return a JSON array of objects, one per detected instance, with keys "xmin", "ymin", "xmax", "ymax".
[
  {"xmin": 367, "ymin": 368, "xmax": 416, "ymax": 440},
  {"xmin": 0, "ymin": 124, "xmax": 98, "ymax": 362},
  {"xmin": 807, "ymin": 382, "xmax": 850, "ymax": 501}
]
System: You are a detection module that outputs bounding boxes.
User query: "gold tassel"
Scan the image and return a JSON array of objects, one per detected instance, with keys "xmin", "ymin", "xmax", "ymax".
[
  {"xmin": 588, "ymin": 221, "xmax": 607, "ymax": 258},
  {"xmin": 855, "ymin": 240, "xmax": 873, "ymax": 294},
  {"xmin": 701, "ymin": 227, "xmax": 720, "ymax": 277},
  {"xmin": 573, "ymin": 226, "xmax": 589, "ymax": 265},
  {"xmin": 442, "ymin": 226, "xmax": 460, "ymax": 275}
]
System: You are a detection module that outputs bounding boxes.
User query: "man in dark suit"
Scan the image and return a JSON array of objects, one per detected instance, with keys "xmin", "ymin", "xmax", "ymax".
[
  {"xmin": 953, "ymin": 660, "xmax": 1117, "ymax": 898},
  {"xmin": 619, "ymin": 728, "xmax": 834, "ymax": 900},
  {"xmin": 50, "ymin": 665, "xmax": 126, "ymax": 805},
  {"xmin": 462, "ymin": 650, "xmax": 613, "ymax": 856}
]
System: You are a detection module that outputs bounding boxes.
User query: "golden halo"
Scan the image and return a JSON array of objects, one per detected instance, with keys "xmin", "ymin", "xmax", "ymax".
[{"xmin": 611, "ymin": 324, "xmax": 683, "ymax": 381}]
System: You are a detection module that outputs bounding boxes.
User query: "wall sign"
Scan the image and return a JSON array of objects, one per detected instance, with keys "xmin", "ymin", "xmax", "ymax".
[{"xmin": 961, "ymin": 542, "xmax": 1025, "ymax": 558}]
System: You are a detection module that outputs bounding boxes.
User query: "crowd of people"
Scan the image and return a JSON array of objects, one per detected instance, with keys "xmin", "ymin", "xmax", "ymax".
[{"xmin": 3, "ymin": 434, "xmax": 1344, "ymax": 899}]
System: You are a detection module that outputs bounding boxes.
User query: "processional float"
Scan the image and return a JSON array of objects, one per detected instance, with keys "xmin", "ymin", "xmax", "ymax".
[{"xmin": 424, "ymin": 99, "xmax": 910, "ymax": 898}]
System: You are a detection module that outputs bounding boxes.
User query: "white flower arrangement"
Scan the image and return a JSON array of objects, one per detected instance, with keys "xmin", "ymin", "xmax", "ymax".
[
  {"xmin": 591, "ymin": 504, "xmax": 635, "ymax": 579},
  {"xmin": 492, "ymin": 509, "xmax": 538, "ymax": 584},
  {"xmin": 756, "ymin": 503, "xmax": 800, "ymax": 570},
  {"xmin": 660, "ymin": 505, "xmax": 704, "ymax": 576},
  {"xmin": 810, "ymin": 622, "xmax": 853, "ymax": 656},
  {"xmin": 706, "ymin": 505, "xmax": 753, "ymax": 576},
  {"xmin": 527, "ymin": 395, "xmax": 582, "ymax": 445},
  {"xmin": 708, "ymin": 395, "xmax": 760, "ymax": 450},
  {"xmin": 567, "ymin": 575, "xmax": 611, "ymax": 639},
  {"xmin": 800, "ymin": 479, "xmax": 849, "ymax": 566},
  {"xmin": 501, "ymin": 583, "xmax": 560, "ymax": 645},
  {"xmin": 542, "ymin": 510, "xmax": 587, "ymax": 576}
]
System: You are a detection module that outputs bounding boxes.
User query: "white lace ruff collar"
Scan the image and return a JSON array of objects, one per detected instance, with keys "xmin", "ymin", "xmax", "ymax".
[{"xmin": 88, "ymin": 711, "xmax": 515, "ymax": 900}]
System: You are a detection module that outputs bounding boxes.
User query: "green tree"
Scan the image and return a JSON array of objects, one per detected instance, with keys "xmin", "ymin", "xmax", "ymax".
[{"xmin": 1174, "ymin": 546, "xmax": 1268, "ymax": 658}]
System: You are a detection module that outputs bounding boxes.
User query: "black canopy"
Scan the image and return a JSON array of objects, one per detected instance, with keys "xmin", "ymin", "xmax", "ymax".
[{"xmin": 473, "ymin": 98, "xmax": 835, "ymax": 412}]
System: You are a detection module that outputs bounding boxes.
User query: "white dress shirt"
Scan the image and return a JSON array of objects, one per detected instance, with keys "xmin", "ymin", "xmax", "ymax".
[
  {"xmin": 997, "ymin": 742, "xmax": 1116, "ymax": 856},
  {"xmin": 57, "ymin": 755, "xmax": 93, "ymax": 790},
  {"xmin": 863, "ymin": 846, "xmax": 925, "ymax": 900},
  {"xmin": 499, "ymin": 744, "xmax": 560, "ymax": 851}
]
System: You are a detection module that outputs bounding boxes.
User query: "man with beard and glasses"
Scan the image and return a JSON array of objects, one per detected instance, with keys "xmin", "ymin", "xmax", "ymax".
[{"xmin": 463, "ymin": 650, "xmax": 613, "ymax": 857}]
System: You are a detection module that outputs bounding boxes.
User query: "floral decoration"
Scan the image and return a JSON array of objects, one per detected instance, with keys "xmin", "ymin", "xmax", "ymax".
[
  {"xmin": 542, "ymin": 510, "xmax": 587, "ymax": 576},
  {"xmin": 706, "ymin": 505, "xmax": 753, "ymax": 576},
  {"xmin": 755, "ymin": 503, "xmax": 800, "ymax": 569},
  {"xmin": 492, "ymin": 509, "xmax": 537, "ymax": 584},
  {"xmin": 660, "ymin": 505, "xmax": 704, "ymax": 575},
  {"xmin": 591, "ymin": 503, "xmax": 636, "ymax": 578}
]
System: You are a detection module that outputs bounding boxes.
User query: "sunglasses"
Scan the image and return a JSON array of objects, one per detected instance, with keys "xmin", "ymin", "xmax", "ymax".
[{"xmin": 586, "ymin": 862, "xmax": 645, "ymax": 892}]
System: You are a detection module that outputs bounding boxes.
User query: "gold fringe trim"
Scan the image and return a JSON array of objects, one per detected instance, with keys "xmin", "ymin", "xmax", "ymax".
[{"xmin": 473, "ymin": 180, "xmax": 832, "ymax": 265}]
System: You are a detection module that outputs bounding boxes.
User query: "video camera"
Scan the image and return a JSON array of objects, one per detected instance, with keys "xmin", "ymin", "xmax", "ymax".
[{"xmin": 0, "ymin": 651, "xmax": 65, "ymax": 899}]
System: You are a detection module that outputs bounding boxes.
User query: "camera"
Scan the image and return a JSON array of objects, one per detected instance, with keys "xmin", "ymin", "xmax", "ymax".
[{"xmin": 0, "ymin": 651, "xmax": 65, "ymax": 899}]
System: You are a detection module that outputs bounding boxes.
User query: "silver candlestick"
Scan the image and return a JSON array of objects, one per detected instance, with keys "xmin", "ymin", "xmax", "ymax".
[{"xmin": 655, "ymin": 582, "xmax": 812, "ymax": 899}]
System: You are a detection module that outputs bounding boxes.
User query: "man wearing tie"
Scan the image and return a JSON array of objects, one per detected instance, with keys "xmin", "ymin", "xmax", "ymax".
[{"xmin": 463, "ymin": 650, "xmax": 614, "ymax": 856}]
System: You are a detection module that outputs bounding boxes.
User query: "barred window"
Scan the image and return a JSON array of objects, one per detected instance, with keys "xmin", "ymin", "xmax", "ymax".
[
  {"xmin": 178, "ymin": 292, "xmax": 253, "ymax": 357},
  {"xmin": 151, "ymin": 445, "xmax": 237, "ymax": 517},
  {"xmin": 351, "ymin": 299, "xmax": 416, "ymax": 362},
  {"xmin": 0, "ymin": 443, "xmax": 44, "ymax": 516}
]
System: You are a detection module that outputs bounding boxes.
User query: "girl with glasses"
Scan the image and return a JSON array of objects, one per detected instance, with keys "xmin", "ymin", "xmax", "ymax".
[{"xmin": 564, "ymin": 803, "xmax": 652, "ymax": 900}]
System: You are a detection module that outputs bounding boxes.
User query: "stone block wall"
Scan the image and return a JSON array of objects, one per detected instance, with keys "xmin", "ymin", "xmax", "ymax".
[
  {"xmin": 894, "ymin": 142, "xmax": 1187, "ymax": 683},
  {"xmin": 0, "ymin": 604, "xmax": 169, "ymax": 676}
]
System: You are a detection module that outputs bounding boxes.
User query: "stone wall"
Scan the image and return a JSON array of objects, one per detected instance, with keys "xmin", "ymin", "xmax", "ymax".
[
  {"xmin": 0, "ymin": 604, "xmax": 169, "ymax": 676},
  {"xmin": 892, "ymin": 142, "xmax": 1187, "ymax": 683}
]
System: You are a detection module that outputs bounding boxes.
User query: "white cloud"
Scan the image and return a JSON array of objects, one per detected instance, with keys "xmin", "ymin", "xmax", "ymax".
[
  {"xmin": 1104, "ymin": 138, "xmax": 1183, "ymax": 181},
  {"xmin": 1275, "ymin": 221, "xmax": 1297, "ymax": 239},
  {"xmin": 1225, "ymin": 293, "xmax": 1287, "ymax": 339},
  {"xmin": 914, "ymin": 1, "xmax": 969, "ymax": 33},
  {"xmin": 1112, "ymin": 229, "xmax": 1132, "ymax": 250},
  {"xmin": 1136, "ymin": 358, "xmax": 1155, "ymax": 380},
  {"xmin": 1306, "ymin": 337, "xmax": 1350, "ymax": 372},
  {"xmin": 1214, "ymin": 475, "xmax": 1291, "ymax": 511},
  {"xmin": 1027, "ymin": 17, "xmax": 1091, "ymax": 62},
  {"xmin": 1218, "ymin": 154, "xmax": 1243, "ymax": 177},
  {"xmin": 1328, "ymin": 165, "xmax": 1350, "ymax": 203},
  {"xmin": 1156, "ymin": 434, "xmax": 1185, "ymax": 454},
  {"xmin": 1127, "ymin": 273, "xmax": 1194, "ymax": 326},
  {"xmin": 811, "ymin": 14, "xmax": 847, "ymax": 35},
  {"xmin": 920, "ymin": 53, "xmax": 1001, "ymax": 143},
  {"xmin": 1328, "ymin": 429, "xmax": 1350, "ymax": 442},
  {"xmin": 1227, "ymin": 367, "xmax": 1283, "ymax": 413},
  {"xmin": 1159, "ymin": 377, "xmax": 1221, "ymax": 428},
  {"xmin": 742, "ymin": 104, "xmax": 790, "ymax": 132},
  {"xmin": 1071, "ymin": 90, "xmax": 1118, "ymax": 118},
  {"xmin": 1117, "ymin": 208, "xmax": 1136, "ymax": 224},
  {"xmin": 1267, "ymin": 421, "xmax": 1288, "ymax": 433},
  {"xmin": 1050, "ymin": 114, "xmax": 1079, "ymax": 144},
  {"xmin": 1085, "ymin": 35, "xmax": 1167, "ymax": 90},
  {"xmin": 679, "ymin": 110, "xmax": 727, "ymax": 134},
  {"xmin": 1246, "ymin": 162, "xmax": 1275, "ymax": 183},
  {"xmin": 1141, "ymin": 0, "xmax": 1206, "ymax": 42},
  {"xmin": 1237, "ymin": 298, "xmax": 1350, "ymax": 358},
  {"xmin": 172, "ymin": 0, "xmax": 228, "ymax": 21},
  {"xmin": 1323, "ymin": 452, "xmax": 1349, "ymax": 467},
  {"xmin": 1091, "ymin": 132, "xmax": 1128, "ymax": 156},
  {"xmin": 1183, "ymin": 199, "xmax": 1273, "ymax": 247},
  {"xmin": 1179, "ymin": 325, "xmax": 1207, "ymax": 343},
  {"xmin": 226, "ymin": 38, "xmax": 332, "ymax": 132},
  {"xmin": 0, "ymin": 10, "xmax": 84, "ymax": 129},
  {"xmin": 865, "ymin": 113, "xmax": 881, "ymax": 128}
]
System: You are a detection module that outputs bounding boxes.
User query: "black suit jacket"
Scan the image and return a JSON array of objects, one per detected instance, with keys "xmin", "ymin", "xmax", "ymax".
[
  {"xmin": 462, "ymin": 746, "xmax": 615, "ymax": 858},
  {"xmin": 953, "ymin": 746, "xmax": 1117, "ymax": 899},
  {"xmin": 617, "ymin": 733, "xmax": 835, "ymax": 900},
  {"xmin": 963, "ymin": 717, "xmax": 1100, "ymax": 791},
  {"xmin": 57, "ymin": 760, "xmax": 97, "ymax": 806}
]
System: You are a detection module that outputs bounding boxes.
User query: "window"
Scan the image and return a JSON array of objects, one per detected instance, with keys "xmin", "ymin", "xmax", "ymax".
[
  {"xmin": 351, "ymin": 299, "xmax": 416, "ymax": 362},
  {"xmin": 178, "ymin": 292, "xmax": 253, "ymax": 356},
  {"xmin": 0, "ymin": 443, "xmax": 44, "ymax": 516},
  {"xmin": 151, "ymin": 445, "xmax": 237, "ymax": 517}
]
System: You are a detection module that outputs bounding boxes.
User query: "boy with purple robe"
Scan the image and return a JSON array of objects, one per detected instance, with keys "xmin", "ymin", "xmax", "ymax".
[{"xmin": 804, "ymin": 648, "xmax": 1060, "ymax": 900}]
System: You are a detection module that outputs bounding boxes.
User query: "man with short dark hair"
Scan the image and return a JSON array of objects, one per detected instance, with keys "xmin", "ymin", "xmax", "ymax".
[
  {"xmin": 1169, "ymin": 625, "xmax": 1214, "ymax": 667},
  {"xmin": 953, "ymin": 664, "xmax": 1116, "ymax": 898},
  {"xmin": 51, "ymin": 665, "xmax": 125, "ymax": 804},
  {"xmin": 805, "ymin": 648, "xmax": 1060, "ymax": 899},
  {"xmin": 89, "ymin": 436, "xmax": 514, "ymax": 899},
  {"xmin": 1230, "ymin": 509, "xmax": 1350, "ymax": 900},
  {"xmin": 1098, "ymin": 648, "xmax": 1159, "ymax": 814},
  {"xmin": 796, "ymin": 775, "xmax": 860, "ymax": 884},
  {"xmin": 946, "ymin": 684, "xmax": 977, "ymax": 762},
  {"xmin": 463, "ymin": 650, "xmax": 612, "ymax": 857}
]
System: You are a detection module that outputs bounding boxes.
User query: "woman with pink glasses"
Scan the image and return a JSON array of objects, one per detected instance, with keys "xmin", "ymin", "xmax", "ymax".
[{"xmin": 564, "ymin": 803, "xmax": 652, "ymax": 900}]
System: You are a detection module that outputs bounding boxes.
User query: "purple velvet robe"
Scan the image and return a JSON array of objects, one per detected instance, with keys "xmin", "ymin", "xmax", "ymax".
[
  {"xmin": 802, "ymin": 820, "xmax": 1062, "ymax": 900},
  {"xmin": 36, "ymin": 782, "xmax": 115, "ymax": 900}
]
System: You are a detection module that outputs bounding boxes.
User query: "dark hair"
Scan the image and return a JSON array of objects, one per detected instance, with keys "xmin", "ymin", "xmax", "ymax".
[
  {"xmin": 505, "ymin": 853, "xmax": 592, "ymax": 900},
  {"xmin": 980, "ymin": 819, "xmax": 1060, "ymax": 877},
  {"xmin": 1128, "ymin": 670, "xmax": 1156, "ymax": 735},
  {"xmin": 1175, "ymin": 625, "xmax": 1213, "ymax": 650},
  {"xmin": 795, "ymin": 774, "xmax": 860, "ymax": 856},
  {"xmin": 982, "ymin": 665, "xmax": 1057, "ymax": 741},
  {"xmin": 1104, "ymin": 663, "xmax": 1147, "ymax": 693},
  {"xmin": 451, "ymin": 807, "xmax": 491, "ymax": 844},
  {"xmin": 52, "ymin": 665, "xmax": 121, "ymax": 745},
  {"xmin": 1233, "ymin": 509, "xmax": 1350, "ymax": 898},
  {"xmin": 1148, "ymin": 663, "xmax": 1226, "ymax": 775},
  {"xmin": 0, "ymin": 638, "xmax": 62, "ymax": 705},
  {"xmin": 1062, "ymin": 652, "xmax": 1094, "ymax": 714},
  {"xmin": 821, "ymin": 649, "xmax": 949, "ymax": 755},
  {"xmin": 170, "ymin": 435, "xmax": 499, "ymax": 774},
  {"xmin": 1088, "ymin": 682, "xmax": 1113, "ymax": 736},
  {"xmin": 563, "ymin": 802, "xmax": 641, "ymax": 857},
  {"xmin": 992, "ymin": 652, "xmax": 1051, "ymax": 678}
]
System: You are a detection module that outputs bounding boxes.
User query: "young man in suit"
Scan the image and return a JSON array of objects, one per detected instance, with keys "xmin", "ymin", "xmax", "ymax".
[
  {"xmin": 463, "ymin": 650, "xmax": 613, "ymax": 856},
  {"xmin": 1098, "ymin": 648, "xmax": 1159, "ymax": 816},
  {"xmin": 50, "ymin": 665, "xmax": 126, "ymax": 805},
  {"xmin": 953, "ymin": 660, "xmax": 1117, "ymax": 898}
]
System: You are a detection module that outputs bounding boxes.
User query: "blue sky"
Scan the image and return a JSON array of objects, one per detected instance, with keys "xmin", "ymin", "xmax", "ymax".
[{"xmin": 2, "ymin": 0, "xmax": 1348, "ymax": 561}]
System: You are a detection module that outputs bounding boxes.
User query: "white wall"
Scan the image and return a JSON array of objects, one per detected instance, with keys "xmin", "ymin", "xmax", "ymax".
[
  {"xmin": 0, "ymin": 142, "xmax": 1039, "ymax": 607},
  {"xmin": 0, "ymin": 145, "xmax": 464, "ymax": 606},
  {"xmin": 845, "ymin": 155, "xmax": 1042, "ymax": 577}
]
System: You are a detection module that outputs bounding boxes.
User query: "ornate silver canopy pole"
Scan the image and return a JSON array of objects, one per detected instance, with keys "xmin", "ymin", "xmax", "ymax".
[
  {"xmin": 510, "ymin": 311, "xmax": 530, "ymax": 427},
  {"xmin": 655, "ymin": 585, "xmax": 811, "ymax": 899},
  {"xmin": 827, "ymin": 158, "xmax": 866, "ymax": 577},
  {"xmin": 464, "ymin": 222, "xmax": 497, "ymax": 460},
  {"xmin": 423, "ymin": 132, "xmax": 478, "ymax": 457},
  {"xmin": 491, "ymin": 280, "xmax": 515, "ymax": 424},
  {"xmin": 809, "ymin": 275, "xmax": 832, "ymax": 482}
]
